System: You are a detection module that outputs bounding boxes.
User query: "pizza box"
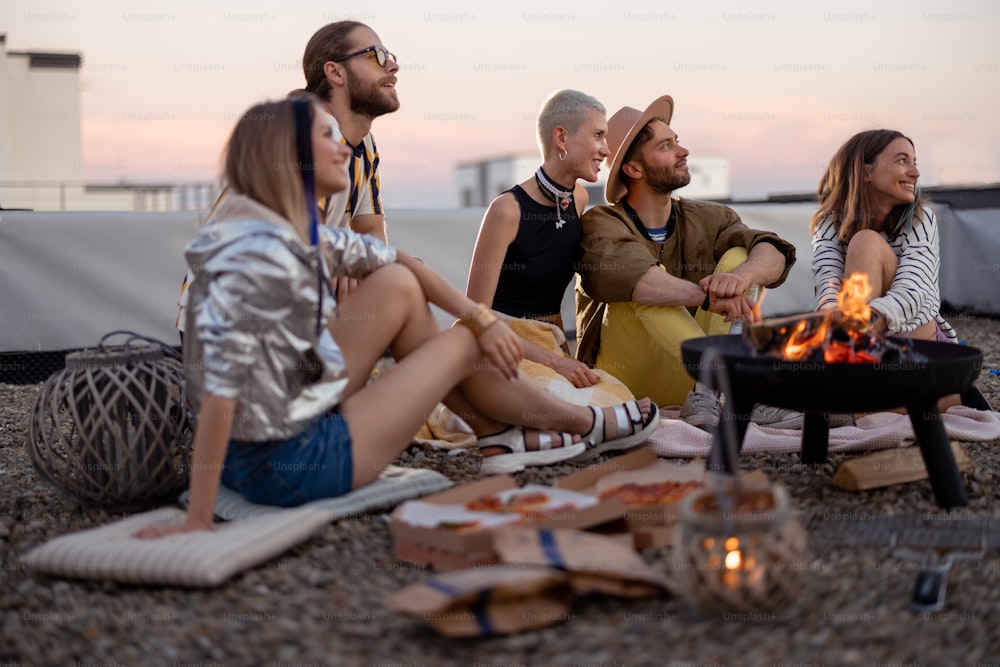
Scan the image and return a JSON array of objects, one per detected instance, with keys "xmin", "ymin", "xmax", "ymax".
[
  {"xmin": 390, "ymin": 474, "xmax": 630, "ymax": 570},
  {"xmin": 555, "ymin": 447, "xmax": 770, "ymax": 549},
  {"xmin": 554, "ymin": 448, "xmax": 702, "ymax": 548}
]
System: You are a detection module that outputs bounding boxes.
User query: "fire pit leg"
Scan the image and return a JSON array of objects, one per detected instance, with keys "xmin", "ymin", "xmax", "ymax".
[
  {"xmin": 906, "ymin": 401, "xmax": 969, "ymax": 509},
  {"xmin": 800, "ymin": 412, "xmax": 830, "ymax": 465},
  {"xmin": 707, "ymin": 391, "xmax": 754, "ymax": 474}
]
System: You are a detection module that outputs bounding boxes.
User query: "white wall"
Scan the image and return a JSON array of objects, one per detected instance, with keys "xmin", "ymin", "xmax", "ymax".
[
  {"xmin": 3, "ymin": 201, "xmax": 993, "ymax": 353},
  {"xmin": 0, "ymin": 209, "xmax": 203, "ymax": 351}
]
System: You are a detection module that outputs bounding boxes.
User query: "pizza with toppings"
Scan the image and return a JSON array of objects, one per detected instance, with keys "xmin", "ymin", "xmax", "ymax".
[
  {"xmin": 505, "ymin": 491, "xmax": 551, "ymax": 512},
  {"xmin": 598, "ymin": 481, "xmax": 703, "ymax": 506},
  {"xmin": 464, "ymin": 493, "xmax": 504, "ymax": 512},
  {"xmin": 465, "ymin": 491, "xmax": 551, "ymax": 514}
]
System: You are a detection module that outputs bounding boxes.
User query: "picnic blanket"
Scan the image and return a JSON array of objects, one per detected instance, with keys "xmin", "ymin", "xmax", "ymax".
[
  {"xmin": 415, "ymin": 314, "xmax": 636, "ymax": 450},
  {"xmin": 649, "ymin": 405, "xmax": 1000, "ymax": 457}
]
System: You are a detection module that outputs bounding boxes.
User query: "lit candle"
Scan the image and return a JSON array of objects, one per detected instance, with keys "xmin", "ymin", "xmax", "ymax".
[{"xmin": 723, "ymin": 537, "xmax": 742, "ymax": 587}]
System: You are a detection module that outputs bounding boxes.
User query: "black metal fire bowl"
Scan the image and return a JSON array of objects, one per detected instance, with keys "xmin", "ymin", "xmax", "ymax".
[{"xmin": 681, "ymin": 335, "xmax": 984, "ymax": 509}]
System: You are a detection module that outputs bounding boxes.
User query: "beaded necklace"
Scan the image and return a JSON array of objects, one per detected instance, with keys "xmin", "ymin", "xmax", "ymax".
[{"xmin": 534, "ymin": 166, "xmax": 575, "ymax": 229}]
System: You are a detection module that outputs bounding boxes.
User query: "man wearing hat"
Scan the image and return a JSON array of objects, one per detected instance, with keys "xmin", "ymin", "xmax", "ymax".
[{"xmin": 574, "ymin": 95, "xmax": 797, "ymax": 428}]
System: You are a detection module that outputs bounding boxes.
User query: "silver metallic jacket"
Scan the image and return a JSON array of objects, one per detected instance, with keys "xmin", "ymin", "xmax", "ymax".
[{"xmin": 183, "ymin": 194, "xmax": 397, "ymax": 441}]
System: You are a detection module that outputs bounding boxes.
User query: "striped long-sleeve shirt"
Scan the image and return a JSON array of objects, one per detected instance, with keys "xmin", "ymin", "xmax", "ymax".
[{"xmin": 811, "ymin": 209, "xmax": 957, "ymax": 342}]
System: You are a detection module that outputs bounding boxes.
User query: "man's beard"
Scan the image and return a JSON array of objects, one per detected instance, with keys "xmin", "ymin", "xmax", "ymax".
[
  {"xmin": 346, "ymin": 67, "xmax": 400, "ymax": 119},
  {"xmin": 642, "ymin": 160, "xmax": 690, "ymax": 195}
]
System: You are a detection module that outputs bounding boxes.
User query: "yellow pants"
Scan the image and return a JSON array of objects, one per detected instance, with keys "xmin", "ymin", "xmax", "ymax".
[{"xmin": 595, "ymin": 247, "xmax": 748, "ymax": 407}]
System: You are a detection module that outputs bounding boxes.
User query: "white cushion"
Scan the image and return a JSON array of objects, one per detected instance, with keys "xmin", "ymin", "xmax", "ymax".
[
  {"xmin": 22, "ymin": 466, "xmax": 453, "ymax": 587},
  {"xmin": 20, "ymin": 506, "xmax": 333, "ymax": 587}
]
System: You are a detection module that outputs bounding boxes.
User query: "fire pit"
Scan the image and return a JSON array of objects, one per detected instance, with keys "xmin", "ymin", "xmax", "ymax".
[{"xmin": 681, "ymin": 333, "xmax": 982, "ymax": 509}]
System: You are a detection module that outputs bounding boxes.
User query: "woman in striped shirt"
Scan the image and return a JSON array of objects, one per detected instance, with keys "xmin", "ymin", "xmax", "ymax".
[
  {"xmin": 810, "ymin": 129, "xmax": 956, "ymax": 343},
  {"xmin": 809, "ymin": 129, "xmax": 975, "ymax": 411}
]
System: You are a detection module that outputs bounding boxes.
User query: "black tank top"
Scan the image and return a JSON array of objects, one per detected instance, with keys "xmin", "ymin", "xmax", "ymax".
[{"xmin": 492, "ymin": 185, "xmax": 581, "ymax": 320}]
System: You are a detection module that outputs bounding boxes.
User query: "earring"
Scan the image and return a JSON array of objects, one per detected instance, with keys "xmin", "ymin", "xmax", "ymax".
[{"xmin": 558, "ymin": 149, "xmax": 567, "ymax": 161}]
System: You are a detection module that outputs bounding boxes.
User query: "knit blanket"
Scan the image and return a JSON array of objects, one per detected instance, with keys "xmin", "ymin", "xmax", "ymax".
[{"xmin": 650, "ymin": 406, "xmax": 1000, "ymax": 457}]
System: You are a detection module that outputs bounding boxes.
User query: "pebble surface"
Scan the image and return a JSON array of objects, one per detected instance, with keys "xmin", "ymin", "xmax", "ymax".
[{"xmin": 2, "ymin": 316, "xmax": 999, "ymax": 666}]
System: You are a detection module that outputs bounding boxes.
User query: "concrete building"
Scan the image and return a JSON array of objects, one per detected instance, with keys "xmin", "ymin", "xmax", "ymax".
[
  {"xmin": 456, "ymin": 152, "xmax": 730, "ymax": 207},
  {"xmin": 0, "ymin": 34, "xmax": 86, "ymax": 210},
  {"xmin": 0, "ymin": 34, "xmax": 213, "ymax": 212}
]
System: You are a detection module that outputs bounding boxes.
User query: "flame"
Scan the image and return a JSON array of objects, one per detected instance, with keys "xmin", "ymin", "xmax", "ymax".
[
  {"xmin": 837, "ymin": 273, "xmax": 872, "ymax": 323},
  {"xmin": 775, "ymin": 272, "xmax": 877, "ymax": 363},
  {"xmin": 725, "ymin": 549, "xmax": 742, "ymax": 570},
  {"xmin": 825, "ymin": 342, "xmax": 878, "ymax": 364},
  {"xmin": 779, "ymin": 318, "xmax": 831, "ymax": 361}
]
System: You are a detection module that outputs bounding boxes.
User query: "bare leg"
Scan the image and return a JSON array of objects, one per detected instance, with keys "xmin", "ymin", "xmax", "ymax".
[
  {"xmin": 844, "ymin": 229, "xmax": 898, "ymax": 298},
  {"xmin": 330, "ymin": 265, "xmax": 654, "ymax": 484},
  {"xmin": 844, "ymin": 231, "xmax": 958, "ymax": 413},
  {"xmin": 341, "ymin": 325, "xmax": 482, "ymax": 487},
  {"xmin": 328, "ymin": 264, "xmax": 551, "ymax": 436}
]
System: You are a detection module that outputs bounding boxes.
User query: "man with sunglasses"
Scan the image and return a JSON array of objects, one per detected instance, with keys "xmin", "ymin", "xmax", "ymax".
[
  {"xmin": 176, "ymin": 21, "xmax": 399, "ymax": 335},
  {"xmin": 301, "ymin": 21, "xmax": 399, "ymax": 246}
]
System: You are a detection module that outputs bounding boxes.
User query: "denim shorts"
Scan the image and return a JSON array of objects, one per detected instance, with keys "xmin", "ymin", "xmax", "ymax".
[{"xmin": 221, "ymin": 409, "xmax": 354, "ymax": 507}]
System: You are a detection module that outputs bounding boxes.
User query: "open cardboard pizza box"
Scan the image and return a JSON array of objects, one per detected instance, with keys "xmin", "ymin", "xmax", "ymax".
[
  {"xmin": 555, "ymin": 447, "xmax": 770, "ymax": 549},
  {"xmin": 390, "ymin": 474, "xmax": 630, "ymax": 570},
  {"xmin": 554, "ymin": 447, "xmax": 704, "ymax": 549}
]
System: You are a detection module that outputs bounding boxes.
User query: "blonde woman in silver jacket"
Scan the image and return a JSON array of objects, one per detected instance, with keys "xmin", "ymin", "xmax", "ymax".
[{"xmin": 139, "ymin": 98, "xmax": 658, "ymax": 537}]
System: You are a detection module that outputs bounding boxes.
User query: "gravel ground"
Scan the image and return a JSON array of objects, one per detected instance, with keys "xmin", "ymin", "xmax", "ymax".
[{"xmin": 2, "ymin": 316, "xmax": 999, "ymax": 667}]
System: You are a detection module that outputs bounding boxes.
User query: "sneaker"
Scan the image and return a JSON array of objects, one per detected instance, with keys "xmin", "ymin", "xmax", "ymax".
[
  {"xmin": 679, "ymin": 386, "xmax": 721, "ymax": 431},
  {"xmin": 750, "ymin": 404, "xmax": 803, "ymax": 430}
]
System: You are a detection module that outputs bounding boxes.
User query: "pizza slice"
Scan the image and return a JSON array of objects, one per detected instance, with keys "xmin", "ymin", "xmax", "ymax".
[{"xmin": 598, "ymin": 480, "xmax": 703, "ymax": 506}]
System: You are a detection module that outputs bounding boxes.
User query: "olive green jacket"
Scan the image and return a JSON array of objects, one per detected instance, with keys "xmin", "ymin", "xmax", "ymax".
[{"xmin": 575, "ymin": 198, "xmax": 796, "ymax": 366}]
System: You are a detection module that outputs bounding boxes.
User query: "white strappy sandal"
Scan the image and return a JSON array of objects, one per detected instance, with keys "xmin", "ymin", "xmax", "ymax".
[
  {"xmin": 576, "ymin": 400, "xmax": 660, "ymax": 462},
  {"xmin": 478, "ymin": 427, "xmax": 587, "ymax": 475}
]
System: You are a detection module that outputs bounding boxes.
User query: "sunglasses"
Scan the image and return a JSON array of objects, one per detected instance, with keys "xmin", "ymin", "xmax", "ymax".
[{"xmin": 333, "ymin": 45, "xmax": 398, "ymax": 69}]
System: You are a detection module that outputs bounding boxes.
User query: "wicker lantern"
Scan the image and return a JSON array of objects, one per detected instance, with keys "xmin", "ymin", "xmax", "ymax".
[
  {"xmin": 28, "ymin": 333, "xmax": 193, "ymax": 511},
  {"xmin": 672, "ymin": 482, "xmax": 807, "ymax": 615},
  {"xmin": 670, "ymin": 347, "xmax": 807, "ymax": 616}
]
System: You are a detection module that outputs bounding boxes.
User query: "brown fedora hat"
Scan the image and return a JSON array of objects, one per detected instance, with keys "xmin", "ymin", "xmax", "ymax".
[{"xmin": 604, "ymin": 95, "xmax": 674, "ymax": 204}]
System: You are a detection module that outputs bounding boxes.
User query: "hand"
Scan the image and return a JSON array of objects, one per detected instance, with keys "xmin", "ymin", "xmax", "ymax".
[
  {"xmin": 699, "ymin": 273, "xmax": 750, "ymax": 300},
  {"xmin": 709, "ymin": 294, "xmax": 757, "ymax": 322},
  {"xmin": 475, "ymin": 320, "xmax": 523, "ymax": 381},
  {"xmin": 551, "ymin": 356, "xmax": 600, "ymax": 388},
  {"xmin": 870, "ymin": 310, "xmax": 888, "ymax": 335},
  {"xmin": 134, "ymin": 516, "xmax": 213, "ymax": 540},
  {"xmin": 333, "ymin": 275, "xmax": 359, "ymax": 302}
]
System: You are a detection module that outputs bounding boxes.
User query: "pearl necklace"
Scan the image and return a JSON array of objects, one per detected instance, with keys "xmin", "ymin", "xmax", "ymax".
[{"xmin": 534, "ymin": 167, "xmax": 574, "ymax": 229}]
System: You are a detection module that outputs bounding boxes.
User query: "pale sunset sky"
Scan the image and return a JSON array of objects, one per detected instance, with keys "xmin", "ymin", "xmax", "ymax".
[{"xmin": 3, "ymin": 0, "xmax": 998, "ymax": 207}]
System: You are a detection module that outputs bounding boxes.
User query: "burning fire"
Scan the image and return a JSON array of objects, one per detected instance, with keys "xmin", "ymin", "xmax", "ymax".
[
  {"xmin": 836, "ymin": 274, "xmax": 872, "ymax": 322},
  {"xmin": 770, "ymin": 273, "xmax": 883, "ymax": 364}
]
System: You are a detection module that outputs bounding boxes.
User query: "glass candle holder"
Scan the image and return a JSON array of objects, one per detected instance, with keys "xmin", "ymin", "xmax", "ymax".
[{"xmin": 671, "ymin": 483, "xmax": 807, "ymax": 615}]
